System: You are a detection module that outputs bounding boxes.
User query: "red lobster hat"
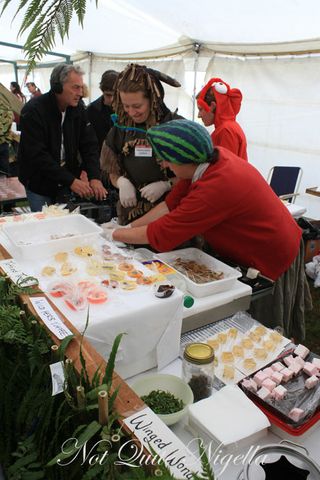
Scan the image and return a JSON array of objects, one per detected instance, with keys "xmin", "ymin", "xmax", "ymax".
[{"xmin": 197, "ymin": 78, "xmax": 242, "ymax": 127}]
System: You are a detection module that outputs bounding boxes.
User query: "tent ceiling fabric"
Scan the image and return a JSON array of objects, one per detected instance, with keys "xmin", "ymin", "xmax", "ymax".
[{"xmin": 1, "ymin": 0, "xmax": 320, "ymax": 61}]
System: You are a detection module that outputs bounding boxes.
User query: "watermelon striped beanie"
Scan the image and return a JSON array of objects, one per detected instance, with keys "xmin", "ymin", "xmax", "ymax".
[{"xmin": 146, "ymin": 119, "xmax": 214, "ymax": 164}]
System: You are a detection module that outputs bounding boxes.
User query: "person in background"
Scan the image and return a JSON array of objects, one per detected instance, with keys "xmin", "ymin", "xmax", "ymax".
[
  {"xmin": 26, "ymin": 82, "xmax": 42, "ymax": 99},
  {"xmin": 87, "ymin": 70, "xmax": 119, "ymax": 152},
  {"xmin": 104, "ymin": 119, "xmax": 312, "ymax": 342},
  {"xmin": 0, "ymin": 103, "xmax": 14, "ymax": 176},
  {"xmin": 9, "ymin": 81, "xmax": 26, "ymax": 130},
  {"xmin": 197, "ymin": 77, "xmax": 248, "ymax": 161},
  {"xmin": 100, "ymin": 63, "xmax": 181, "ymax": 225},
  {"xmin": 18, "ymin": 63, "xmax": 107, "ymax": 211}
]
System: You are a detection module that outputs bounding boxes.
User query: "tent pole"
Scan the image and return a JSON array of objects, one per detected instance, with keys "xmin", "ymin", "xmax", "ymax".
[
  {"xmin": 192, "ymin": 43, "xmax": 201, "ymax": 121},
  {"xmin": 88, "ymin": 52, "xmax": 93, "ymax": 103}
]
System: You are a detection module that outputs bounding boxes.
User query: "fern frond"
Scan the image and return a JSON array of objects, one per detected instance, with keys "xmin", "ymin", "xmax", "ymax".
[
  {"xmin": 72, "ymin": 0, "xmax": 86, "ymax": 27},
  {"xmin": 102, "ymin": 333, "xmax": 125, "ymax": 387}
]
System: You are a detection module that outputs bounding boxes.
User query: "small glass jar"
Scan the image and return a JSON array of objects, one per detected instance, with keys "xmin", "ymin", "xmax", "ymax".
[{"xmin": 182, "ymin": 342, "xmax": 215, "ymax": 402}]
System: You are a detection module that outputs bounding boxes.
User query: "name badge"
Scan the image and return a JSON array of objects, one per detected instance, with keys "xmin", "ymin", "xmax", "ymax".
[{"xmin": 135, "ymin": 146, "xmax": 152, "ymax": 157}]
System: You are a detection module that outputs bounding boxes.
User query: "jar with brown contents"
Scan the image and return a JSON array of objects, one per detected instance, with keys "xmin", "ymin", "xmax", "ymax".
[{"xmin": 182, "ymin": 343, "xmax": 215, "ymax": 402}]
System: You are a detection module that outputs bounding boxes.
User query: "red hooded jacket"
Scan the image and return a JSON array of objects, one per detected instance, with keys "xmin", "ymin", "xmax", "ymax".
[{"xmin": 197, "ymin": 78, "xmax": 248, "ymax": 161}]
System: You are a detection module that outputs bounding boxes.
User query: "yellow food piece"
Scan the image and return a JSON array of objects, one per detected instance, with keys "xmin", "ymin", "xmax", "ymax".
[
  {"xmin": 262, "ymin": 339, "xmax": 276, "ymax": 352},
  {"xmin": 221, "ymin": 351, "xmax": 234, "ymax": 364},
  {"xmin": 109, "ymin": 270, "xmax": 126, "ymax": 281},
  {"xmin": 249, "ymin": 331, "xmax": 262, "ymax": 343},
  {"xmin": 119, "ymin": 280, "xmax": 137, "ymax": 290},
  {"xmin": 207, "ymin": 338, "xmax": 220, "ymax": 351},
  {"xmin": 60, "ymin": 262, "xmax": 77, "ymax": 276},
  {"xmin": 223, "ymin": 365, "xmax": 235, "ymax": 380},
  {"xmin": 217, "ymin": 332, "xmax": 228, "ymax": 344},
  {"xmin": 232, "ymin": 345, "xmax": 244, "ymax": 357},
  {"xmin": 74, "ymin": 246, "xmax": 96, "ymax": 257},
  {"xmin": 243, "ymin": 358, "xmax": 257, "ymax": 370},
  {"xmin": 254, "ymin": 348, "xmax": 268, "ymax": 360},
  {"xmin": 54, "ymin": 252, "xmax": 68, "ymax": 263},
  {"xmin": 241, "ymin": 338, "xmax": 254, "ymax": 349},
  {"xmin": 254, "ymin": 325, "xmax": 268, "ymax": 337},
  {"xmin": 269, "ymin": 331, "xmax": 283, "ymax": 344},
  {"xmin": 41, "ymin": 266, "xmax": 56, "ymax": 276},
  {"xmin": 228, "ymin": 327, "xmax": 238, "ymax": 339}
]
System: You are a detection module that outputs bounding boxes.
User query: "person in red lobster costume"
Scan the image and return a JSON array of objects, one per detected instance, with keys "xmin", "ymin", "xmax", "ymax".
[{"xmin": 197, "ymin": 77, "xmax": 248, "ymax": 161}]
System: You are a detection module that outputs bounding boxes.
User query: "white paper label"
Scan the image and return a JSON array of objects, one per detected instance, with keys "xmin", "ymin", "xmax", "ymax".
[
  {"xmin": 30, "ymin": 297, "xmax": 73, "ymax": 340},
  {"xmin": 135, "ymin": 146, "xmax": 152, "ymax": 157},
  {"xmin": 50, "ymin": 361, "xmax": 65, "ymax": 395},
  {"xmin": 0, "ymin": 259, "xmax": 38, "ymax": 286},
  {"xmin": 123, "ymin": 407, "xmax": 201, "ymax": 479}
]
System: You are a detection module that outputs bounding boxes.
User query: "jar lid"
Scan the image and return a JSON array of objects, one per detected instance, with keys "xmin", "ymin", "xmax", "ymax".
[
  {"xmin": 184, "ymin": 343, "xmax": 214, "ymax": 364},
  {"xmin": 183, "ymin": 295, "xmax": 194, "ymax": 308}
]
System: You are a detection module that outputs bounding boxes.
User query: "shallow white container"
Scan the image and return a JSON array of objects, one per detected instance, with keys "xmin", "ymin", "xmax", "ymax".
[
  {"xmin": 2, "ymin": 214, "xmax": 102, "ymax": 259},
  {"xmin": 156, "ymin": 248, "xmax": 241, "ymax": 298}
]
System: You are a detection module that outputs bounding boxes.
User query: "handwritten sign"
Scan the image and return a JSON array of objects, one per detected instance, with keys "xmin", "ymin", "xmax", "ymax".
[
  {"xmin": 50, "ymin": 361, "xmax": 65, "ymax": 396},
  {"xmin": 30, "ymin": 297, "xmax": 72, "ymax": 340},
  {"xmin": 123, "ymin": 407, "xmax": 201, "ymax": 479},
  {"xmin": 0, "ymin": 259, "xmax": 38, "ymax": 286}
]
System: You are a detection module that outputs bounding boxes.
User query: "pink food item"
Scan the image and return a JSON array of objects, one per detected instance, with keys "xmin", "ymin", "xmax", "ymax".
[
  {"xmin": 253, "ymin": 371, "xmax": 269, "ymax": 387},
  {"xmin": 288, "ymin": 362, "xmax": 303, "ymax": 376},
  {"xmin": 288, "ymin": 408, "xmax": 305, "ymax": 422},
  {"xmin": 271, "ymin": 362, "xmax": 285, "ymax": 372},
  {"xmin": 273, "ymin": 385, "xmax": 287, "ymax": 400},
  {"xmin": 241, "ymin": 378, "xmax": 258, "ymax": 392},
  {"xmin": 303, "ymin": 362, "xmax": 319, "ymax": 377},
  {"xmin": 294, "ymin": 355, "xmax": 305, "ymax": 367},
  {"xmin": 262, "ymin": 367, "xmax": 274, "ymax": 377},
  {"xmin": 281, "ymin": 368, "xmax": 294, "ymax": 382},
  {"xmin": 261, "ymin": 378, "xmax": 277, "ymax": 391},
  {"xmin": 294, "ymin": 344, "xmax": 310, "ymax": 359},
  {"xmin": 305, "ymin": 375, "xmax": 319, "ymax": 389},
  {"xmin": 271, "ymin": 371, "xmax": 283, "ymax": 385},
  {"xmin": 284, "ymin": 355, "xmax": 295, "ymax": 367},
  {"xmin": 312, "ymin": 358, "xmax": 320, "ymax": 369},
  {"xmin": 257, "ymin": 386, "xmax": 272, "ymax": 400}
]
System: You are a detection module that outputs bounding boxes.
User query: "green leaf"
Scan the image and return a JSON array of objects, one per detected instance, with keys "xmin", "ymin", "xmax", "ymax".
[
  {"xmin": 47, "ymin": 420, "xmax": 102, "ymax": 466},
  {"xmin": 59, "ymin": 334, "xmax": 75, "ymax": 360},
  {"xmin": 102, "ymin": 333, "xmax": 125, "ymax": 387}
]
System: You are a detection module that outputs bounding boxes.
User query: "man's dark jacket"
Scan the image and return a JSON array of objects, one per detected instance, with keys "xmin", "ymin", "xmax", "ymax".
[
  {"xmin": 86, "ymin": 96, "xmax": 114, "ymax": 152},
  {"xmin": 18, "ymin": 91, "xmax": 101, "ymax": 197}
]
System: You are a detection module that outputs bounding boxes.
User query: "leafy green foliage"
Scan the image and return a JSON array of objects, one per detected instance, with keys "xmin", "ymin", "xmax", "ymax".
[{"xmin": 1, "ymin": 0, "xmax": 91, "ymax": 71}]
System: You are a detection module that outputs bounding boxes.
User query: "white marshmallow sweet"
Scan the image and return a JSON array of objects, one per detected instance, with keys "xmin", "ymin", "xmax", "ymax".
[
  {"xmin": 288, "ymin": 362, "xmax": 303, "ymax": 376},
  {"xmin": 284, "ymin": 355, "xmax": 295, "ymax": 367},
  {"xmin": 312, "ymin": 358, "xmax": 320, "ymax": 369},
  {"xmin": 271, "ymin": 362, "xmax": 285, "ymax": 372},
  {"xmin": 303, "ymin": 362, "xmax": 319, "ymax": 377},
  {"xmin": 261, "ymin": 378, "xmax": 277, "ymax": 392},
  {"xmin": 288, "ymin": 407, "xmax": 305, "ymax": 422},
  {"xmin": 262, "ymin": 367, "xmax": 274, "ymax": 377},
  {"xmin": 257, "ymin": 386, "xmax": 272, "ymax": 400},
  {"xmin": 271, "ymin": 371, "xmax": 283, "ymax": 385},
  {"xmin": 305, "ymin": 375, "xmax": 319, "ymax": 389},
  {"xmin": 241, "ymin": 378, "xmax": 258, "ymax": 392},
  {"xmin": 281, "ymin": 367, "xmax": 294, "ymax": 382},
  {"xmin": 253, "ymin": 371, "xmax": 269, "ymax": 387},
  {"xmin": 273, "ymin": 385, "xmax": 287, "ymax": 400},
  {"xmin": 294, "ymin": 344, "xmax": 310, "ymax": 359}
]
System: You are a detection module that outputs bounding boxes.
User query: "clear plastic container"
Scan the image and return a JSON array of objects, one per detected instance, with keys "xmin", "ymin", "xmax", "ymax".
[
  {"xmin": 182, "ymin": 343, "xmax": 215, "ymax": 402},
  {"xmin": 166, "ymin": 274, "xmax": 194, "ymax": 308}
]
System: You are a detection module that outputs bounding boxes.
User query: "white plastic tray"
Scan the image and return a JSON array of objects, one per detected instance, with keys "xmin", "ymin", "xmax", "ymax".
[
  {"xmin": 2, "ymin": 214, "xmax": 102, "ymax": 260},
  {"xmin": 156, "ymin": 248, "xmax": 241, "ymax": 297}
]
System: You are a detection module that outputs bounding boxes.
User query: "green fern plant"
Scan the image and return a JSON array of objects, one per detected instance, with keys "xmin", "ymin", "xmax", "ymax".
[{"xmin": 1, "ymin": 0, "xmax": 93, "ymax": 72}]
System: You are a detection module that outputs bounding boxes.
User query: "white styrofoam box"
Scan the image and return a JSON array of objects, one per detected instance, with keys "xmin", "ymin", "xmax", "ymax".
[
  {"xmin": 156, "ymin": 248, "xmax": 241, "ymax": 297},
  {"xmin": 2, "ymin": 214, "xmax": 102, "ymax": 259}
]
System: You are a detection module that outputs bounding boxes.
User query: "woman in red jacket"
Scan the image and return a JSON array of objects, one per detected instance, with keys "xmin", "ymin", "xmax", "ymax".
[
  {"xmin": 197, "ymin": 77, "xmax": 248, "ymax": 161},
  {"xmin": 105, "ymin": 119, "xmax": 311, "ymax": 341}
]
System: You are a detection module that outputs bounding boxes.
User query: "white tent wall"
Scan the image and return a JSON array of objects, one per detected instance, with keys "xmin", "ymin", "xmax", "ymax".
[{"xmin": 204, "ymin": 54, "xmax": 320, "ymax": 202}]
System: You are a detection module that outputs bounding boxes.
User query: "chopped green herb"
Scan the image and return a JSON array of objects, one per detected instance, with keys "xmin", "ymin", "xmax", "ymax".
[{"xmin": 141, "ymin": 389, "xmax": 184, "ymax": 414}]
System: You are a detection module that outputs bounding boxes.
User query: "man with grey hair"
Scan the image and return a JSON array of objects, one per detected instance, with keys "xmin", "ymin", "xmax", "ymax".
[{"xmin": 18, "ymin": 63, "xmax": 107, "ymax": 211}]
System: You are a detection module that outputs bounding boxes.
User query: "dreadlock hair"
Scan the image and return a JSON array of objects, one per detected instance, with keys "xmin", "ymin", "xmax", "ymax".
[{"xmin": 112, "ymin": 64, "xmax": 169, "ymax": 130}]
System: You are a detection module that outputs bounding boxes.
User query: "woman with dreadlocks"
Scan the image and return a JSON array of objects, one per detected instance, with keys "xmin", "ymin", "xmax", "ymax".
[{"xmin": 100, "ymin": 63, "xmax": 182, "ymax": 225}]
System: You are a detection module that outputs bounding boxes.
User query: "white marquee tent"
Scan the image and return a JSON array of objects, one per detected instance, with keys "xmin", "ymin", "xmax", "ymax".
[{"xmin": 1, "ymin": 0, "xmax": 320, "ymax": 216}]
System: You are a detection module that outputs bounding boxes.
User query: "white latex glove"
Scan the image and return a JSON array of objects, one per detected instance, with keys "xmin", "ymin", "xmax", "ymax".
[
  {"xmin": 140, "ymin": 180, "xmax": 171, "ymax": 203},
  {"xmin": 117, "ymin": 176, "xmax": 137, "ymax": 208},
  {"xmin": 103, "ymin": 228, "xmax": 115, "ymax": 242},
  {"xmin": 102, "ymin": 221, "xmax": 131, "ymax": 232}
]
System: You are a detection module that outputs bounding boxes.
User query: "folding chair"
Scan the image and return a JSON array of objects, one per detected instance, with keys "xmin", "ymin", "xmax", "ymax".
[{"xmin": 267, "ymin": 166, "xmax": 303, "ymax": 203}]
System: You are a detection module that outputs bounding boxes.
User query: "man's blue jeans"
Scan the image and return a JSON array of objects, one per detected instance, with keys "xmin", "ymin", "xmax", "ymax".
[{"xmin": 26, "ymin": 189, "xmax": 52, "ymax": 212}]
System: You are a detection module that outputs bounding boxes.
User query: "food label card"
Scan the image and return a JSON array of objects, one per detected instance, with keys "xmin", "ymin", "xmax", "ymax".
[
  {"xmin": 30, "ymin": 297, "xmax": 73, "ymax": 339},
  {"xmin": 0, "ymin": 259, "xmax": 38, "ymax": 286},
  {"xmin": 50, "ymin": 361, "xmax": 65, "ymax": 395},
  {"xmin": 123, "ymin": 407, "xmax": 201, "ymax": 479}
]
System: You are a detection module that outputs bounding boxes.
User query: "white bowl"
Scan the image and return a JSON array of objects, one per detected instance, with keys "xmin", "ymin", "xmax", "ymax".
[{"xmin": 131, "ymin": 373, "xmax": 194, "ymax": 426}]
